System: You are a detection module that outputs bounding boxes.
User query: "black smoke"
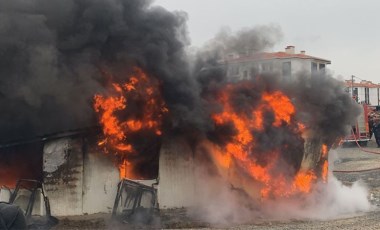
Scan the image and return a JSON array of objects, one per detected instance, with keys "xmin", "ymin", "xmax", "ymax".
[
  {"xmin": 0, "ymin": 0, "xmax": 360, "ymax": 162},
  {"xmin": 197, "ymin": 25, "xmax": 283, "ymax": 61},
  {"xmin": 191, "ymin": 25, "xmax": 360, "ymax": 181},
  {"xmin": 0, "ymin": 0, "xmax": 199, "ymax": 143},
  {"xmin": 284, "ymin": 72, "xmax": 361, "ymax": 145}
]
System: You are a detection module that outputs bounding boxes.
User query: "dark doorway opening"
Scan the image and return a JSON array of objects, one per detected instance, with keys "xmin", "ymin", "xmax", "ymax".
[{"xmin": 0, "ymin": 142, "xmax": 43, "ymax": 188}]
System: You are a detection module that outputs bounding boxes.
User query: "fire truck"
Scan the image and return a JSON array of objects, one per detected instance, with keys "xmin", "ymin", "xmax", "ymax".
[{"xmin": 343, "ymin": 103, "xmax": 371, "ymax": 146}]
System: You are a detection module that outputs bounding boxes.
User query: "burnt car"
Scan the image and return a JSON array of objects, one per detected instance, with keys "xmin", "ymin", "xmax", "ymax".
[{"xmin": 112, "ymin": 179, "xmax": 159, "ymax": 224}]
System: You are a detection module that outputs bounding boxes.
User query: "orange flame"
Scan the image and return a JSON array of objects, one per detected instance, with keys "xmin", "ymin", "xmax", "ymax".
[
  {"xmin": 262, "ymin": 91, "xmax": 295, "ymax": 126},
  {"xmin": 321, "ymin": 144, "xmax": 329, "ymax": 182},
  {"xmin": 293, "ymin": 171, "xmax": 317, "ymax": 193},
  {"xmin": 119, "ymin": 159, "xmax": 136, "ymax": 179},
  {"xmin": 211, "ymin": 84, "xmax": 316, "ymax": 198},
  {"xmin": 321, "ymin": 144, "xmax": 328, "ymax": 158},
  {"xmin": 94, "ymin": 67, "xmax": 167, "ymax": 179},
  {"xmin": 322, "ymin": 160, "xmax": 328, "ymax": 182}
]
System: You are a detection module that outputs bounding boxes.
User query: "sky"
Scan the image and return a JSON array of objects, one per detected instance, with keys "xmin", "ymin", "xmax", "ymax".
[{"xmin": 154, "ymin": 0, "xmax": 380, "ymax": 83}]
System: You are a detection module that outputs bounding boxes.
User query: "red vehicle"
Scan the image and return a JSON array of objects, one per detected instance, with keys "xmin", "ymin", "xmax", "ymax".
[{"xmin": 343, "ymin": 103, "xmax": 371, "ymax": 146}]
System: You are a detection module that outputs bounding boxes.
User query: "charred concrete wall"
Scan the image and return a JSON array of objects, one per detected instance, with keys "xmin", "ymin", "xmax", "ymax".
[
  {"xmin": 38, "ymin": 134, "xmax": 326, "ymax": 215},
  {"xmin": 43, "ymin": 138, "xmax": 84, "ymax": 216},
  {"xmin": 43, "ymin": 137, "xmax": 119, "ymax": 216},
  {"xmin": 42, "ymin": 135, "xmax": 198, "ymax": 214}
]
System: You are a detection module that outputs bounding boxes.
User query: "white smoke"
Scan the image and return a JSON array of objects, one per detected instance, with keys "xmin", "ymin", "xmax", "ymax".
[
  {"xmin": 188, "ymin": 167, "xmax": 256, "ymax": 225},
  {"xmin": 259, "ymin": 176, "xmax": 371, "ymax": 220},
  {"xmin": 189, "ymin": 149, "xmax": 373, "ymax": 225},
  {"xmin": 259, "ymin": 149, "xmax": 372, "ymax": 220}
]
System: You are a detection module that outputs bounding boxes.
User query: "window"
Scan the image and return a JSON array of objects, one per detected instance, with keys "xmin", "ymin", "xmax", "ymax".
[
  {"xmin": 229, "ymin": 65, "xmax": 239, "ymax": 76},
  {"xmin": 319, "ymin": 63, "xmax": 326, "ymax": 73},
  {"xmin": 261, "ymin": 62, "xmax": 273, "ymax": 72},
  {"xmin": 282, "ymin": 62, "xmax": 291, "ymax": 79},
  {"xmin": 243, "ymin": 70, "xmax": 248, "ymax": 79},
  {"xmin": 353, "ymin": 88, "xmax": 358, "ymax": 102},
  {"xmin": 250, "ymin": 67, "xmax": 258, "ymax": 81},
  {"xmin": 365, "ymin": 88, "xmax": 369, "ymax": 104},
  {"xmin": 311, "ymin": 62, "xmax": 318, "ymax": 74}
]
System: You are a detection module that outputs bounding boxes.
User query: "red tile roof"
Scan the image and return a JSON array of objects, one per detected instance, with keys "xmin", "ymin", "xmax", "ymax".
[
  {"xmin": 225, "ymin": 52, "xmax": 331, "ymax": 64},
  {"xmin": 344, "ymin": 80, "xmax": 380, "ymax": 88}
]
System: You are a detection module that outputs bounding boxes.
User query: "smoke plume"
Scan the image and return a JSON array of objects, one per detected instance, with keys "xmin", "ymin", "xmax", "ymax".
[
  {"xmin": 0, "ymin": 0, "xmax": 371, "ymax": 225},
  {"xmin": 0, "ymin": 0, "xmax": 197, "ymax": 143},
  {"xmin": 185, "ymin": 25, "xmax": 365, "ymax": 224},
  {"xmin": 189, "ymin": 149, "xmax": 372, "ymax": 225},
  {"xmin": 199, "ymin": 25, "xmax": 283, "ymax": 60}
]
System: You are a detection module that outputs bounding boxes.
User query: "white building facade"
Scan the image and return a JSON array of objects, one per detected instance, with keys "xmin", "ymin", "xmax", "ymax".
[
  {"xmin": 345, "ymin": 80, "xmax": 380, "ymax": 106},
  {"xmin": 224, "ymin": 46, "xmax": 331, "ymax": 80}
]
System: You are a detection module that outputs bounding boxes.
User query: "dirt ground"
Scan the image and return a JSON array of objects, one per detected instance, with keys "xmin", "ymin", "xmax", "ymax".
[{"xmin": 51, "ymin": 138, "xmax": 380, "ymax": 229}]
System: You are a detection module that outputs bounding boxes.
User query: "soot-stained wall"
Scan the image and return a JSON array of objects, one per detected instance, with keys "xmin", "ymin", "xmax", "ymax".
[
  {"xmin": 43, "ymin": 136, "xmax": 119, "ymax": 216},
  {"xmin": 43, "ymin": 138, "xmax": 84, "ymax": 216}
]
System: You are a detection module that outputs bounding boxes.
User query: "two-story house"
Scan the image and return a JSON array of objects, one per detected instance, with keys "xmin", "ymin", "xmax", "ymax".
[
  {"xmin": 224, "ymin": 46, "xmax": 331, "ymax": 80},
  {"xmin": 345, "ymin": 79, "xmax": 380, "ymax": 105}
]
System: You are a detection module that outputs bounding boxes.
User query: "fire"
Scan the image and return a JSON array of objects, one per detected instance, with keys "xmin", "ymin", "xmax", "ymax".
[
  {"xmin": 262, "ymin": 91, "xmax": 295, "ymax": 126},
  {"xmin": 210, "ymin": 83, "xmax": 317, "ymax": 198},
  {"xmin": 93, "ymin": 94, "xmax": 132, "ymax": 152},
  {"xmin": 321, "ymin": 144, "xmax": 328, "ymax": 158},
  {"xmin": 293, "ymin": 171, "xmax": 317, "ymax": 193},
  {"xmin": 119, "ymin": 159, "xmax": 136, "ymax": 179},
  {"xmin": 322, "ymin": 160, "xmax": 328, "ymax": 182},
  {"xmin": 94, "ymin": 67, "xmax": 167, "ymax": 179},
  {"xmin": 321, "ymin": 144, "xmax": 329, "ymax": 182}
]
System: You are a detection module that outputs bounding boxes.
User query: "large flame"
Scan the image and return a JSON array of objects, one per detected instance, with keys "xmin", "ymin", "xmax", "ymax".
[
  {"xmin": 210, "ymin": 83, "xmax": 318, "ymax": 199},
  {"xmin": 93, "ymin": 67, "xmax": 167, "ymax": 179},
  {"xmin": 92, "ymin": 67, "xmax": 328, "ymax": 196}
]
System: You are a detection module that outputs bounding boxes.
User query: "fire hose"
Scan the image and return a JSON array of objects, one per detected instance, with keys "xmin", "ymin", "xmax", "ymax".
[{"xmin": 332, "ymin": 128, "xmax": 380, "ymax": 173}]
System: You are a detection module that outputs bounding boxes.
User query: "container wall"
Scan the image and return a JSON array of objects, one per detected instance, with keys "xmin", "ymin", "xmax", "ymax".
[
  {"xmin": 82, "ymin": 142, "xmax": 119, "ymax": 214},
  {"xmin": 43, "ymin": 138, "xmax": 84, "ymax": 216},
  {"xmin": 158, "ymin": 138, "xmax": 195, "ymax": 209}
]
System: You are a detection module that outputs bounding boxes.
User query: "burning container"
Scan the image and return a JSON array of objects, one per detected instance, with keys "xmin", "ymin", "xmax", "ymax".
[
  {"xmin": 0, "ymin": 126, "xmax": 328, "ymax": 218},
  {"xmin": 0, "ymin": 129, "xmax": 120, "ymax": 216}
]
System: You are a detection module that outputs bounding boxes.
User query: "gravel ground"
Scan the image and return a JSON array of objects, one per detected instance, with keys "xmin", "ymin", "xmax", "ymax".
[
  {"xmin": 234, "ymin": 138, "xmax": 380, "ymax": 230},
  {"xmin": 52, "ymin": 139, "xmax": 380, "ymax": 229},
  {"xmin": 333, "ymin": 138, "xmax": 380, "ymax": 206},
  {"xmin": 229, "ymin": 211, "xmax": 380, "ymax": 230}
]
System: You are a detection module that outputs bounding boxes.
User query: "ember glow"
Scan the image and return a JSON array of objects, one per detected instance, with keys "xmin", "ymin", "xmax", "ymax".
[
  {"xmin": 0, "ymin": 143, "xmax": 43, "ymax": 188},
  {"xmin": 93, "ymin": 67, "xmax": 167, "ymax": 179},
  {"xmin": 210, "ymin": 82, "xmax": 318, "ymax": 198},
  {"xmin": 321, "ymin": 144, "xmax": 329, "ymax": 182}
]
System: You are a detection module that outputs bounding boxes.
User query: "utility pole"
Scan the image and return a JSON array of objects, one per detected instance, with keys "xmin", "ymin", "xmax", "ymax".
[{"xmin": 351, "ymin": 75, "xmax": 354, "ymax": 98}]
